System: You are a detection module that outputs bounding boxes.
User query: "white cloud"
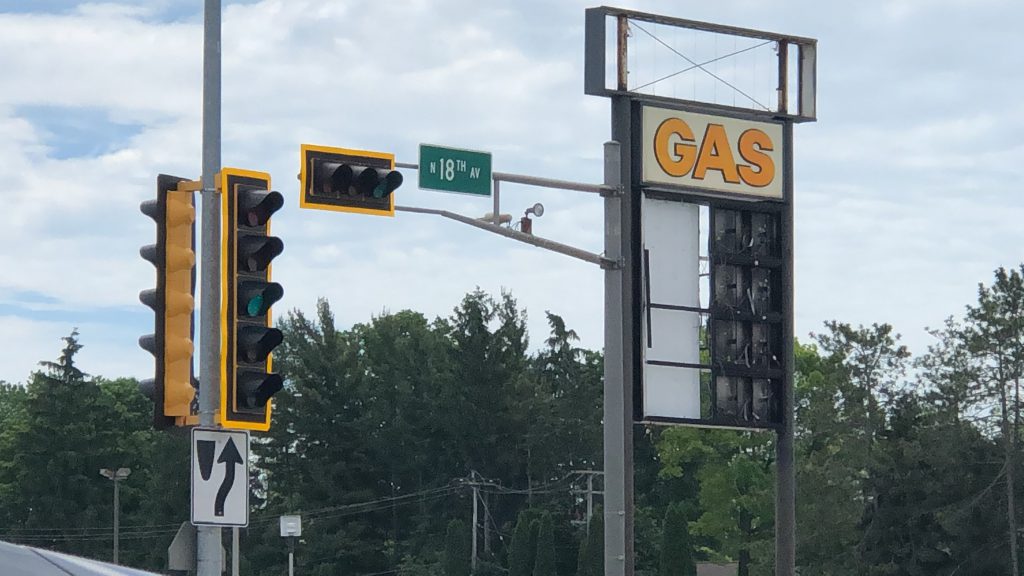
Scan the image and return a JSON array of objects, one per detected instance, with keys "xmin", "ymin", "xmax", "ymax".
[{"xmin": 0, "ymin": 0, "xmax": 1022, "ymax": 385}]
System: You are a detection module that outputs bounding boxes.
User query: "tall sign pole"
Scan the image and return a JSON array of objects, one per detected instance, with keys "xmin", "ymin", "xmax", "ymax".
[
  {"xmin": 198, "ymin": 0, "xmax": 222, "ymax": 574},
  {"xmin": 776, "ymin": 121, "xmax": 797, "ymax": 573}
]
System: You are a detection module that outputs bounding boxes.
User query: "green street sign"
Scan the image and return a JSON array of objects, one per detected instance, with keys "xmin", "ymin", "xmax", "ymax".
[{"xmin": 418, "ymin": 144, "xmax": 492, "ymax": 196}]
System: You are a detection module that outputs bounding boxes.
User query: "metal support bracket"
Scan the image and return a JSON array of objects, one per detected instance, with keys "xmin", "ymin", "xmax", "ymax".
[{"xmin": 395, "ymin": 205, "xmax": 614, "ymax": 269}]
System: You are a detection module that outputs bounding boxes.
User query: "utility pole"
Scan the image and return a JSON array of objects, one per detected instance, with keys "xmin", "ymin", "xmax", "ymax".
[
  {"xmin": 472, "ymin": 481, "xmax": 479, "ymax": 573},
  {"xmin": 197, "ymin": 0, "xmax": 222, "ymax": 575},
  {"xmin": 482, "ymin": 489, "xmax": 491, "ymax": 555},
  {"xmin": 464, "ymin": 471, "xmax": 499, "ymax": 568},
  {"xmin": 571, "ymin": 470, "xmax": 604, "ymax": 533}
]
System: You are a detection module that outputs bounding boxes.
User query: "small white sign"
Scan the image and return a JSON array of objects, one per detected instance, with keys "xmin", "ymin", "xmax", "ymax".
[{"xmin": 191, "ymin": 428, "xmax": 249, "ymax": 527}]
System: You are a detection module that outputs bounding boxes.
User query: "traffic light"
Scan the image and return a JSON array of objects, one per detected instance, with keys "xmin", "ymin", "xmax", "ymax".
[
  {"xmin": 299, "ymin": 144, "xmax": 402, "ymax": 216},
  {"xmin": 220, "ymin": 168, "xmax": 285, "ymax": 431},
  {"xmin": 707, "ymin": 205, "xmax": 784, "ymax": 427},
  {"xmin": 139, "ymin": 174, "xmax": 198, "ymax": 429}
]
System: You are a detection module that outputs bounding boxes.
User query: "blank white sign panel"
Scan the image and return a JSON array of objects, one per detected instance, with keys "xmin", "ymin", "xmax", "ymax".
[{"xmin": 642, "ymin": 196, "xmax": 701, "ymax": 420}]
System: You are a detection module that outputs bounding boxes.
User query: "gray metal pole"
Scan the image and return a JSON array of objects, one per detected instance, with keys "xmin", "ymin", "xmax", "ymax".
[
  {"xmin": 603, "ymin": 134, "xmax": 633, "ymax": 576},
  {"xmin": 113, "ymin": 478, "xmax": 120, "ymax": 564},
  {"xmin": 492, "ymin": 179, "xmax": 501, "ymax": 225},
  {"xmin": 775, "ymin": 121, "xmax": 796, "ymax": 576},
  {"xmin": 586, "ymin": 473, "xmax": 593, "ymax": 535},
  {"xmin": 232, "ymin": 528, "xmax": 239, "ymax": 576},
  {"xmin": 198, "ymin": 0, "xmax": 222, "ymax": 575},
  {"xmin": 472, "ymin": 482, "xmax": 479, "ymax": 573},
  {"xmin": 289, "ymin": 550, "xmax": 294, "ymax": 576}
]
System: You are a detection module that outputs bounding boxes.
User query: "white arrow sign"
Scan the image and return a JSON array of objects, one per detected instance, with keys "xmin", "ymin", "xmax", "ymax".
[{"xmin": 191, "ymin": 428, "xmax": 249, "ymax": 527}]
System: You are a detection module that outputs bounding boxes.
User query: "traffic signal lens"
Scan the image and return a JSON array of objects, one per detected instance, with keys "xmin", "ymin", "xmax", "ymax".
[
  {"xmin": 237, "ymin": 188, "xmax": 284, "ymax": 227},
  {"xmin": 247, "ymin": 295, "xmax": 263, "ymax": 316},
  {"xmin": 238, "ymin": 281, "xmax": 283, "ymax": 317},
  {"xmin": 373, "ymin": 170, "xmax": 403, "ymax": 198},
  {"xmin": 237, "ymin": 370, "xmax": 284, "ymax": 409},
  {"xmin": 238, "ymin": 326, "xmax": 284, "ymax": 363},
  {"xmin": 238, "ymin": 236, "xmax": 284, "ymax": 273}
]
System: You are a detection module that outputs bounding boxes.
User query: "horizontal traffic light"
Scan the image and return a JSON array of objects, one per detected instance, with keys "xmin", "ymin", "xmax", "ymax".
[{"xmin": 300, "ymin": 144, "xmax": 402, "ymax": 216}]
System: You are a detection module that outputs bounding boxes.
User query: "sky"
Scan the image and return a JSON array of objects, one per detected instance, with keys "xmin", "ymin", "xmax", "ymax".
[{"xmin": 0, "ymin": 0, "xmax": 1021, "ymax": 385}]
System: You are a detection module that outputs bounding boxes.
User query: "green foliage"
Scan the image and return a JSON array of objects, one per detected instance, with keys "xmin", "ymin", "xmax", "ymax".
[
  {"xmin": 509, "ymin": 511, "xmax": 536, "ymax": 576},
  {"xmin": 659, "ymin": 502, "xmax": 695, "ymax": 576},
  {"xmin": 0, "ymin": 330, "xmax": 188, "ymax": 571},
  {"xmin": 7, "ymin": 272, "xmax": 1024, "ymax": 576},
  {"xmin": 444, "ymin": 519, "xmax": 471, "ymax": 576},
  {"xmin": 580, "ymin": 507, "xmax": 603, "ymax": 576},
  {"xmin": 533, "ymin": 514, "xmax": 556, "ymax": 576}
]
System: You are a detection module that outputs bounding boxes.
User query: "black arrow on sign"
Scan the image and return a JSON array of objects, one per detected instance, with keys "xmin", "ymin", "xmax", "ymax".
[{"xmin": 214, "ymin": 438, "xmax": 244, "ymax": 517}]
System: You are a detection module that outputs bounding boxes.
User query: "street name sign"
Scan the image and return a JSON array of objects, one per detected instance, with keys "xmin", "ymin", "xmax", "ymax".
[
  {"xmin": 191, "ymin": 428, "xmax": 249, "ymax": 527},
  {"xmin": 418, "ymin": 144, "xmax": 492, "ymax": 196}
]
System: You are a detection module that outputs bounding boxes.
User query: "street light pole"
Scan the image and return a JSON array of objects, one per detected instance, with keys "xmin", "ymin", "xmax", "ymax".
[{"xmin": 99, "ymin": 467, "xmax": 131, "ymax": 565}]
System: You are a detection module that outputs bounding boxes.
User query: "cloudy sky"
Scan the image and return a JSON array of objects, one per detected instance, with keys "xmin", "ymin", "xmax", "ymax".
[{"xmin": 0, "ymin": 0, "xmax": 1021, "ymax": 385}]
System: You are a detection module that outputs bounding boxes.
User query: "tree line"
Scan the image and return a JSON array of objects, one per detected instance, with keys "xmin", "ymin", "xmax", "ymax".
[{"xmin": 0, "ymin": 266, "xmax": 1023, "ymax": 575}]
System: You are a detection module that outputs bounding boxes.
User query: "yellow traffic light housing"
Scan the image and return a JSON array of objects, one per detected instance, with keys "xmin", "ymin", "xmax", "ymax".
[
  {"xmin": 139, "ymin": 175, "xmax": 198, "ymax": 429},
  {"xmin": 299, "ymin": 144, "xmax": 402, "ymax": 217},
  {"xmin": 220, "ymin": 168, "xmax": 285, "ymax": 431}
]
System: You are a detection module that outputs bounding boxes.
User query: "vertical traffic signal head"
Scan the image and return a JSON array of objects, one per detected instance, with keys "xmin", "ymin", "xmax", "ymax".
[
  {"xmin": 139, "ymin": 174, "xmax": 198, "ymax": 429},
  {"xmin": 299, "ymin": 144, "xmax": 402, "ymax": 216},
  {"xmin": 221, "ymin": 168, "xmax": 285, "ymax": 431}
]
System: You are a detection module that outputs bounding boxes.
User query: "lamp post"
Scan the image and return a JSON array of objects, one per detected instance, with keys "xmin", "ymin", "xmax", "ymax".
[{"xmin": 99, "ymin": 467, "xmax": 131, "ymax": 564}]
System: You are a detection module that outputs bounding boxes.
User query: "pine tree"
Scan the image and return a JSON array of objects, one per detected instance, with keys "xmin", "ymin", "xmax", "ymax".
[
  {"xmin": 659, "ymin": 503, "xmax": 695, "ymax": 576},
  {"xmin": 444, "ymin": 519, "xmax": 471, "ymax": 576},
  {"xmin": 0, "ymin": 330, "xmax": 115, "ymax": 559},
  {"xmin": 533, "ymin": 514, "xmax": 556, "ymax": 576},
  {"xmin": 582, "ymin": 508, "xmax": 603, "ymax": 576},
  {"xmin": 509, "ymin": 511, "xmax": 536, "ymax": 576}
]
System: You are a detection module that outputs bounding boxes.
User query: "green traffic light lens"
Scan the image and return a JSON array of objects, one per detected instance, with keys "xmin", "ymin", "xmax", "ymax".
[{"xmin": 247, "ymin": 295, "xmax": 265, "ymax": 316}]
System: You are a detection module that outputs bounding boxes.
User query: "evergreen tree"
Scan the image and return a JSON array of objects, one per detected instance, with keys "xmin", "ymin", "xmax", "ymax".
[
  {"xmin": 581, "ymin": 508, "xmax": 603, "ymax": 576},
  {"xmin": 444, "ymin": 519, "xmax": 471, "ymax": 576},
  {"xmin": 533, "ymin": 514, "xmax": 556, "ymax": 576},
  {"xmin": 575, "ymin": 537, "xmax": 588, "ymax": 576},
  {"xmin": 0, "ymin": 330, "xmax": 164, "ymax": 566},
  {"xmin": 961, "ymin": 266, "xmax": 1024, "ymax": 575},
  {"xmin": 659, "ymin": 502, "xmax": 695, "ymax": 576},
  {"xmin": 509, "ymin": 511, "xmax": 536, "ymax": 576}
]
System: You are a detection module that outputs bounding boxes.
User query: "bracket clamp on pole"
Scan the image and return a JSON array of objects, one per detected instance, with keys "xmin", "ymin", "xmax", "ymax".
[
  {"xmin": 600, "ymin": 256, "xmax": 624, "ymax": 270},
  {"xmin": 599, "ymin": 184, "xmax": 623, "ymax": 198}
]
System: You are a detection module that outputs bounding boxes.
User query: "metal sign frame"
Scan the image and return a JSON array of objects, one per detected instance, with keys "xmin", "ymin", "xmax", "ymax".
[{"xmin": 626, "ymin": 96, "xmax": 793, "ymax": 431}]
